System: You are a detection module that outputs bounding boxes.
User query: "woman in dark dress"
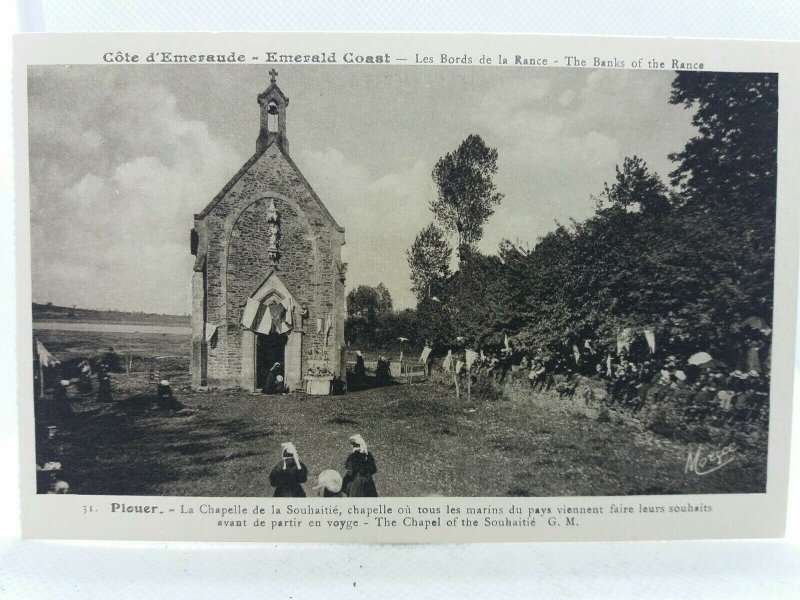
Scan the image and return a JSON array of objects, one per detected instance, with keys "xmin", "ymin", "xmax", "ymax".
[
  {"xmin": 269, "ymin": 442, "xmax": 309, "ymax": 497},
  {"xmin": 375, "ymin": 357, "xmax": 391, "ymax": 384},
  {"xmin": 51, "ymin": 379, "xmax": 73, "ymax": 420},
  {"xmin": 342, "ymin": 434, "xmax": 378, "ymax": 497},
  {"xmin": 97, "ymin": 371, "xmax": 113, "ymax": 402},
  {"xmin": 78, "ymin": 360, "xmax": 93, "ymax": 394},
  {"xmin": 353, "ymin": 351, "xmax": 366, "ymax": 386},
  {"xmin": 262, "ymin": 362, "xmax": 284, "ymax": 394},
  {"xmin": 156, "ymin": 380, "xmax": 184, "ymax": 411}
]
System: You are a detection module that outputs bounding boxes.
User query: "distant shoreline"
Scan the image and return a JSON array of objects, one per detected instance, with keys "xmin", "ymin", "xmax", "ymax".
[
  {"xmin": 32, "ymin": 321, "xmax": 192, "ymax": 335},
  {"xmin": 32, "ymin": 302, "xmax": 189, "ymax": 328}
]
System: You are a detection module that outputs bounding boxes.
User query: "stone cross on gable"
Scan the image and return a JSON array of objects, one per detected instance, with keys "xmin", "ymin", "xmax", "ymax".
[{"xmin": 269, "ymin": 69, "xmax": 278, "ymax": 84}]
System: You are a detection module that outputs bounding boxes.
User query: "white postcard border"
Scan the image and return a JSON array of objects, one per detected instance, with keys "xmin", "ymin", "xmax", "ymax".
[{"xmin": 13, "ymin": 31, "xmax": 800, "ymax": 543}]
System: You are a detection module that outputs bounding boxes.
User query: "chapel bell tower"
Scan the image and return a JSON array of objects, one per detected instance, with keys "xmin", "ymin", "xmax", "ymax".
[{"xmin": 256, "ymin": 69, "xmax": 289, "ymax": 153}]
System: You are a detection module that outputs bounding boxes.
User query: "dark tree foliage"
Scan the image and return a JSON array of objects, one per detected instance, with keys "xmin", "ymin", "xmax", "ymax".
[
  {"xmin": 345, "ymin": 285, "xmax": 420, "ymax": 349},
  {"xmin": 431, "ymin": 134, "xmax": 504, "ymax": 260},
  {"xmin": 346, "ymin": 308, "xmax": 421, "ymax": 350},
  {"xmin": 414, "ymin": 296, "xmax": 455, "ymax": 347},
  {"xmin": 442, "ymin": 246, "xmax": 509, "ymax": 348},
  {"xmin": 601, "ymin": 155, "xmax": 671, "ymax": 214},
  {"xmin": 416, "ymin": 71, "xmax": 777, "ymax": 369},
  {"xmin": 668, "ymin": 71, "xmax": 778, "ymax": 216},
  {"xmin": 345, "ymin": 284, "xmax": 394, "ymax": 347},
  {"xmin": 667, "ymin": 71, "xmax": 777, "ymax": 332},
  {"xmin": 406, "ymin": 223, "xmax": 452, "ymax": 303},
  {"xmin": 375, "ymin": 282, "xmax": 393, "ymax": 314},
  {"xmin": 346, "ymin": 284, "xmax": 392, "ymax": 320}
]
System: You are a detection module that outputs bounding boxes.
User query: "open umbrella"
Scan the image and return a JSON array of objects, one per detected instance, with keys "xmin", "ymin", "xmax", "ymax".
[
  {"xmin": 688, "ymin": 351, "xmax": 713, "ymax": 366},
  {"xmin": 699, "ymin": 359, "xmax": 728, "ymax": 370},
  {"xmin": 742, "ymin": 316, "xmax": 769, "ymax": 330}
]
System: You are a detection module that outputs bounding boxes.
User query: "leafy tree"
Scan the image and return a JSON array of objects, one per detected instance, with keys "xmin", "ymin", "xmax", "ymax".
[
  {"xmin": 414, "ymin": 71, "xmax": 777, "ymax": 371},
  {"xmin": 345, "ymin": 283, "xmax": 396, "ymax": 347},
  {"xmin": 375, "ymin": 282, "xmax": 393, "ymax": 314},
  {"xmin": 379, "ymin": 308, "xmax": 420, "ymax": 347},
  {"xmin": 668, "ymin": 71, "xmax": 778, "ymax": 214},
  {"xmin": 406, "ymin": 223, "xmax": 452, "ymax": 303},
  {"xmin": 444, "ymin": 246, "xmax": 509, "ymax": 347},
  {"xmin": 346, "ymin": 285, "xmax": 380, "ymax": 320},
  {"xmin": 476, "ymin": 74, "xmax": 772, "ymax": 355},
  {"xmin": 669, "ymin": 71, "xmax": 778, "ymax": 331},
  {"xmin": 431, "ymin": 134, "xmax": 504, "ymax": 260},
  {"xmin": 601, "ymin": 155, "xmax": 670, "ymax": 214},
  {"xmin": 346, "ymin": 283, "xmax": 392, "ymax": 320}
]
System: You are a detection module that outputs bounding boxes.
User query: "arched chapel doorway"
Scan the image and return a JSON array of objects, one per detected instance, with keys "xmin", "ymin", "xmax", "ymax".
[
  {"xmin": 239, "ymin": 271, "xmax": 302, "ymax": 392},
  {"xmin": 256, "ymin": 331, "xmax": 287, "ymax": 390}
]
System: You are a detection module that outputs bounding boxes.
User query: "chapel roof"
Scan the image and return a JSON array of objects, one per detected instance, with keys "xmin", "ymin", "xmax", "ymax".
[
  {"xmin": 194, "ymin": 139, "xmax": 344, "ymax": 234},
  {"xmin": 257, "ymin": 81, "xmax": 289, "ymax": 105}
]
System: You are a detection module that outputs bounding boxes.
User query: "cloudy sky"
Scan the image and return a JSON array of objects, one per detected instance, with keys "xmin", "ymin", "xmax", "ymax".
[{"xmin": 27, "ymin": 65, "xmax": 696, "ymax": 314}]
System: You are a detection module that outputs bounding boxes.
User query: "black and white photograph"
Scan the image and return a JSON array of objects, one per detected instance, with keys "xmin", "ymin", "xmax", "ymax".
[{"xmin": 28, "ymin": 62, "xmax": 778, "ymax": 499}]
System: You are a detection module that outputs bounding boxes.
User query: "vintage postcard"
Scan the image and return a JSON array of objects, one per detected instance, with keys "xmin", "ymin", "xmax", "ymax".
[{"xmin": 13, "ymin": 32, "xmax": 800, "ymax": 542}]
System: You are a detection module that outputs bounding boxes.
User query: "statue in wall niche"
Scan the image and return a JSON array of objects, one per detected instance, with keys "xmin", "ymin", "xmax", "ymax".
[
  {"xmin": 265, "ymin": 198, "xmax": 280, "ymax": 263},
  {"xmin": 267, "ymin": 221, "xmax": 280, "ymax": 260}
]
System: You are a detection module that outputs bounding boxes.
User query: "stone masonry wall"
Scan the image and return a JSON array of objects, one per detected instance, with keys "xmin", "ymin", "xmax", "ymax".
[{"xmin": 196, "ymin": 143, "xmax": 344, "ymax": 388}]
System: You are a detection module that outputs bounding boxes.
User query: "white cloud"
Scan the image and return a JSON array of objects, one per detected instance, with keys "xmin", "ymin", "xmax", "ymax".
[
  {"xmin": 28, "ymin": 66, "xmax": 694, "ymax": 316},
  {"xmin": 558, "ymin": 89, "xmax": 577, "ymax": 107},
  {"xmin": 297, "ymin": 148, "xmax": 434, "ymax": 310},
  {"xmin": 29, "ymin": 71, "xmax": 240, "ymax": 314}
]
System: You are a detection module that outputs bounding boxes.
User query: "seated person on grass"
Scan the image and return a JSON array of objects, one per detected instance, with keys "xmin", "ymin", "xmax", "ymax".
[
  {"xmin": 262, "ymin": 362, "xmax": 286, "ymax": 394},
  {"xmin": 156, "ymin": 380, "xmax": 185, "ymax": 411}
]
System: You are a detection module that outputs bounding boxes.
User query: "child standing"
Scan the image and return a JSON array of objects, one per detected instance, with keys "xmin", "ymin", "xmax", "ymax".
[
  {"xmin": 269, "ymin": 442, "xmax": 308, "ymax": 497},
  {"xmin": 342, "ymin": 434, "xmax": 378, "ymax": 497},
  {"xmin": 313, "ymin": 469, "xmax": 346, "ymax": 497}
]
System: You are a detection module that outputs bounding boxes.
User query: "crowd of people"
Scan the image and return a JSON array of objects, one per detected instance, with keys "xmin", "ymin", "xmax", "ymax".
[
  {"xmin": 269, "ymin": 434, "xmax": 379, "ymax": 498},
  {"xmin": 425, "ymin": 323, "xmax": 772, "ymax": 434},
  {"xmin": 35, "ymin": 346, "xmax": 192, "ymax": 493},
  {"xmin": 33, "ymin": 320, "xmax": 770, "ymax": 496},
  {"xmin": 41, "ymin": 356, "xmax": 187, "ymax": 415},
  {"xmin": 37, "ymin": 352, "xmax": 116, "ymax": 425}
]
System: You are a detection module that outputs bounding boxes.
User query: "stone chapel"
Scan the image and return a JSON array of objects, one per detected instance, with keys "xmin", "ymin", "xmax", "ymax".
[{"xmin": 190, "ymin": 71, "xmax": 346, "ymax": 392}]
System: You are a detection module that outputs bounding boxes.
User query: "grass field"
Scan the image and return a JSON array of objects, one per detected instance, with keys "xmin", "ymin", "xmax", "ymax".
[{"xmin": 34, "ymin": 327, "xmax": 767, "ymax": 497}]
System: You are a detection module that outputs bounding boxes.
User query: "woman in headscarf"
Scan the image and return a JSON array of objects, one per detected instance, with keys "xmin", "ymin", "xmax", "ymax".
[
  {"xmin": 353, "ymin": 351, "xmax": 366, "ymax": 386},
  {"xmin": 97, "ymin": 370, "xmax": 112, "ymax": 403},
  {"xmin": 262, "ymin": 362, "xmax": 283, "ymax": 394},
  {"xmin": 78, "ymin": 360, "xmax": 93, "ymax": 394},
  {"xmin": 51, "ymin": 379, "xmax": 73, "ymax": 420},
  {"xmin": 342, "ymin": 434, "xmax": 378, "ymax": 497},
  {"xmin": 375, "ymin": 356, "xmax": 391, "ymax": 384},
  {"xmin": 269, "ymin": 442, "xmax": 308, "ymax": 497},
  {"xmin": 156, "ymin": 379, "xmax": 184, "ymax": 411}
]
